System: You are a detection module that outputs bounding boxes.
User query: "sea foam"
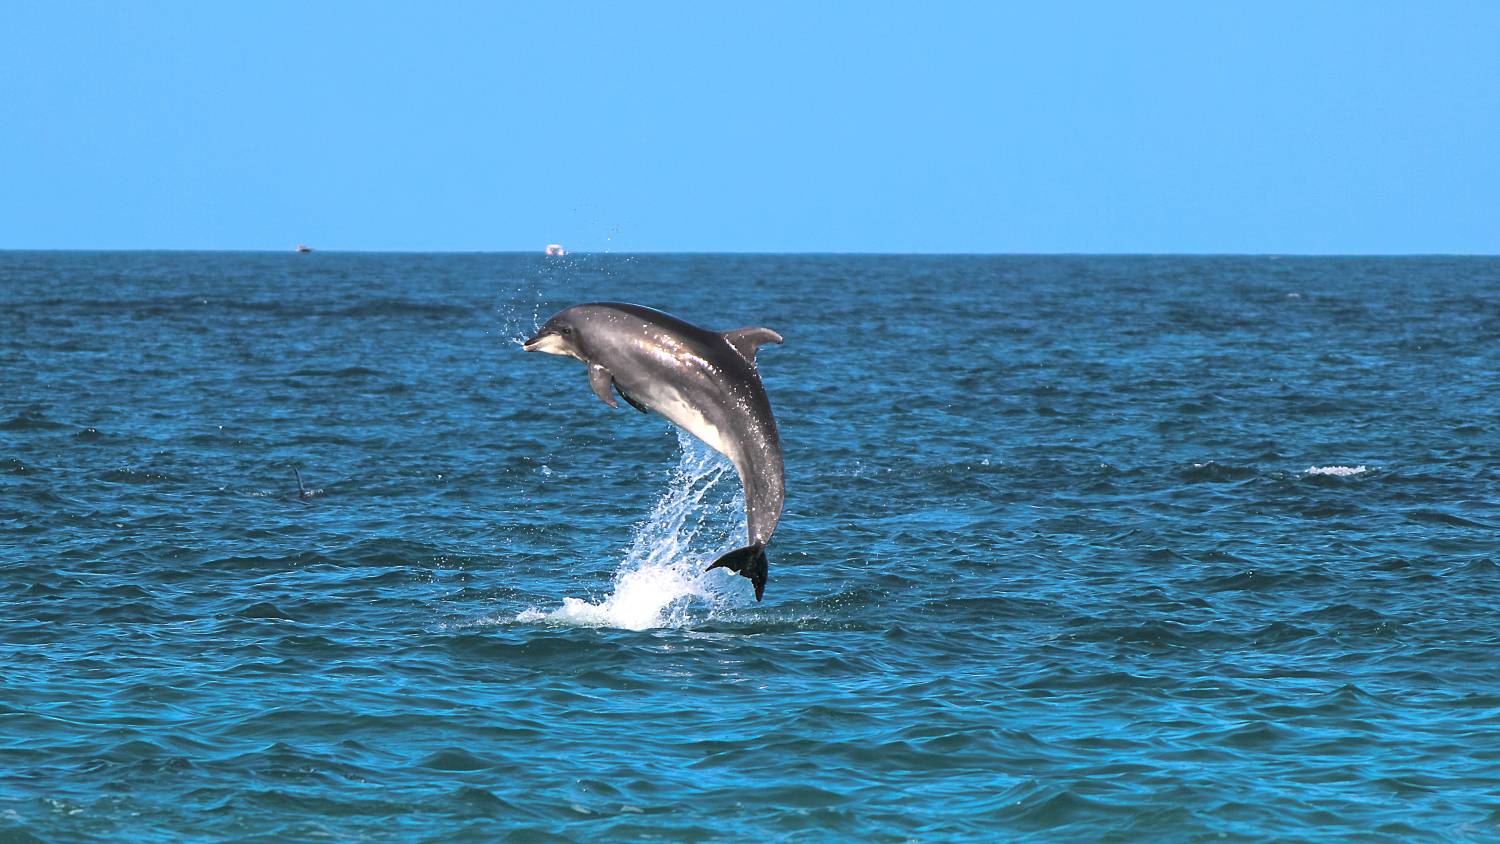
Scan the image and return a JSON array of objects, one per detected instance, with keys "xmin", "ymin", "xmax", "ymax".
[{"xmin": 1304, "ymin": 465, "xmax": 1369, "ymax": 477}]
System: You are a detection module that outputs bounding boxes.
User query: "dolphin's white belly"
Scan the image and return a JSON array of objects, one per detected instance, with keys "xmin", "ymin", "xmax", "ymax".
[{"xmin": 645, "ymin": 385, "xmax": 731, "ymax": 459}]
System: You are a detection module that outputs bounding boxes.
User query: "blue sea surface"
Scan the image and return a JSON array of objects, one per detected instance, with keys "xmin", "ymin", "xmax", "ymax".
[{"xmin": 3, "ymin": 252, "xmax": 1499, "ymax": 841}]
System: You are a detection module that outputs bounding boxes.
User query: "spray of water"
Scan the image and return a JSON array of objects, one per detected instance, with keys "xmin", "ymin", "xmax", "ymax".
[
  {"xmin": 499, "ymin": 269, "xmax": 549, "ymax": 348},
  {"xmin": 496, "ymin": 250, "xmax": 586, "ymax": 348},
  {"xmin": 517, "ymin": 432, "xmax": 747, "ymax": 630}
]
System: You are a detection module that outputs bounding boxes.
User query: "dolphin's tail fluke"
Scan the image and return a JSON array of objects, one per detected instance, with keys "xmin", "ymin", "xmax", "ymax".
[{"xmin": 705, "ymin": 543, "xmax": 768, "ymax": 601}]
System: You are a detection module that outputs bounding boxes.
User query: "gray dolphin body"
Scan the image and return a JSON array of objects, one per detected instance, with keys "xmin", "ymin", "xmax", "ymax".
[{"xmin": 523, "ymin": 302, "xmax": 785, "ymax": 600}]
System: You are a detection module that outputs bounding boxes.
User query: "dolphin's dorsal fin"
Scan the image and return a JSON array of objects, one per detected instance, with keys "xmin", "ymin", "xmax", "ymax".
[
  {"xmin": 723, "ymin": 327, "xmax": 783, "ymax": 365},
  {"xmin": 588, "ymin": 364, "xmax": 619, "ymax": 408}
]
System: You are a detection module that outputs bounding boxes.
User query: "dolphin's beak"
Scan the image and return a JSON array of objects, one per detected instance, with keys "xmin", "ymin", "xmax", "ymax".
[{"xmin": 523, "ymin": 329, "xmax": 573, "ymax": 356}]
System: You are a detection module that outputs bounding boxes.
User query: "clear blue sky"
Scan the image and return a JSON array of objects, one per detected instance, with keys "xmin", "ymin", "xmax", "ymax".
[{"xmin": 2, "ymin": 2, "xmax": 1497, "ymax": 253}]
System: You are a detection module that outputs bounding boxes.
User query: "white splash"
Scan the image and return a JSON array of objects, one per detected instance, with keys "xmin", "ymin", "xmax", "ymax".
[
  {"xmin": 1304, "ymin": 465, "xmax": 1369, "ymax": 477},
  {"xmin": 517, "ymin": 432, "xmax": 746, "ymax": 630}
]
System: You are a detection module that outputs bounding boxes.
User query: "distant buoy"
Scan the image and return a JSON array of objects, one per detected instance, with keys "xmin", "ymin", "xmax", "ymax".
[
  {"xmin": 295, "ymin": 244, "xmax": 313, "ymax": 253},
  {"xmin": 545, "ymin": 244, "xmax": 566, "ymax": 256}
]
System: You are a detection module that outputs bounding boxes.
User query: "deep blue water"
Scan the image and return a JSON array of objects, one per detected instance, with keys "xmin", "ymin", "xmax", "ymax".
[{"xmin": 3, "ymin": 252, "xmax": 1499, "ymax": 841}]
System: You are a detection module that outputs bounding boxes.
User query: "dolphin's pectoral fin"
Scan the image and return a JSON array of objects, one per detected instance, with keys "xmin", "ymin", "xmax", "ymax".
[
  {"xmin": 588, "ymin": 365, "xmax": 618, "ymax": 408},
  {"xmin": 616, "ymin": 386, "xmax": 649, "ymax": 414},
  {"xmin": 705, "ymin": 543, "xmax": 768, "ymax": 601},
  {"xmin": 723, "ymin": 327, "xmax": 783, "ymax": 366}
]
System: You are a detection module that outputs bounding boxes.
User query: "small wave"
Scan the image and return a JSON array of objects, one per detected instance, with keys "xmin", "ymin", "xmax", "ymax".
[
  {"xmin": 517, "ymin": 433, "xmax": 745, "ymax": 631},
  {"xmin": 1406, "ymin": 509, "xmax": 1490, "ymax": 529},
  {"xmin": 236, "ymin": 601, "xmax": 294, "ymax": 620},
  {"xmin": 1178, "ymin": 461, "xmax": 1258, "ymax": 483},
  {"xmin": 1304, "ymin": 465, "xmax": 1368, "ymax": 477},
  {"xmin": 287, "ymin": 366, "xmax": 382, "ymax": 378},
  {"xmin": 0, "ymin": 410, "xmax": 68, "ymax": 431}
]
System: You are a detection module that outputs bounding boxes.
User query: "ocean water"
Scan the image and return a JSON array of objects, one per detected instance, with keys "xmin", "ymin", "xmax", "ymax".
[{"xmin": 3, "ymin": 251, "xmax": 1499, "ymax": 842}]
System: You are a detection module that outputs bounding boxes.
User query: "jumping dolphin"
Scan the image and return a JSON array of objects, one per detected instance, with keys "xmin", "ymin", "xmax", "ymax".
[{"xmin": 523, "ymin": 302, "xmax": 785, "ymax": 600}]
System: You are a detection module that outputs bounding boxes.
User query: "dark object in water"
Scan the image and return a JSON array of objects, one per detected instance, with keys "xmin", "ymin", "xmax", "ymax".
[{"xmin": 293, "ymin": 467, "xmax": 324, "ymax": 501}]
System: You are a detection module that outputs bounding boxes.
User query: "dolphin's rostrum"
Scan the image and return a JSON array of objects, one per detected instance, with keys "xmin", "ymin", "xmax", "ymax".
[{"xmin": 523, "ymin": 302, "xmax": 785, "ymax": 600}]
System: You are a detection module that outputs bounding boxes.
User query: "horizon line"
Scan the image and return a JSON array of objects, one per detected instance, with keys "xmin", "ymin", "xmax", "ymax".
[{"xmin": 2, "ymin": 247, "xmax": 1498, "ymax": 258}]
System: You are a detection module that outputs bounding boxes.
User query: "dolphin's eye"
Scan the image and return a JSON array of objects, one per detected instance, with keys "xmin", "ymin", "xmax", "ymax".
[{"xmin": 557, "ymin": 325, "xmax": 572, "ymax": 336}]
